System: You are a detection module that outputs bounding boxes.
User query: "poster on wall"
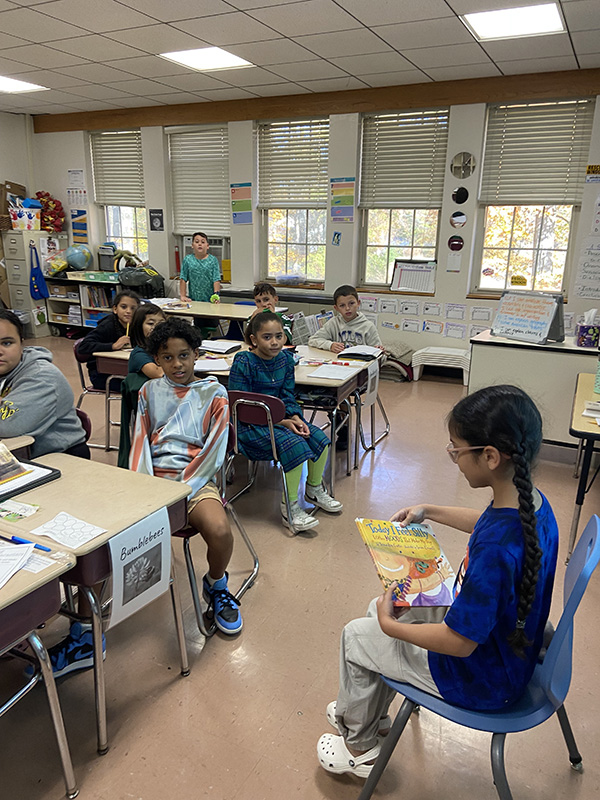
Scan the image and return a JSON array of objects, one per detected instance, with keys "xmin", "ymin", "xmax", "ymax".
[
  {"xmin": 70, "ymin": 208, "xmax": 88, "ymax": 244},
  {"xmin": 330, "ymin": 177, "xmax": 355, "ymax": 222},
  {"xmin": 231, "ymin": 183, "xmax": 252, "ymax": 225}
]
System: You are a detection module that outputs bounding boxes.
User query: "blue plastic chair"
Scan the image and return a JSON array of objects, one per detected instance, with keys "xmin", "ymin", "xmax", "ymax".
[{"xmin": 358, "ymin": 514, "xmax": 600, "ymax": 800}]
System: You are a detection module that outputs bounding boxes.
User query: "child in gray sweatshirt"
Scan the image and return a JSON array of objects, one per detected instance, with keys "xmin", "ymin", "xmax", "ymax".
[{"xmin": 308, "ymin": 285, "xmax": 382, "ymax": 352}]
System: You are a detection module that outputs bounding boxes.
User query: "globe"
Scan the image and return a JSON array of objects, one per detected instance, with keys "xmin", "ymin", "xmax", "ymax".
[{"xmin": 65, "ymin": 245, "xmax": 92, "ymax": 270}]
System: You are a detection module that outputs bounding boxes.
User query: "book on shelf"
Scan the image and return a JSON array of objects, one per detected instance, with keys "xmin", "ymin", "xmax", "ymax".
[{"xmin": 355, "ymin": 518, "xmax": 455, "ymax": 607}]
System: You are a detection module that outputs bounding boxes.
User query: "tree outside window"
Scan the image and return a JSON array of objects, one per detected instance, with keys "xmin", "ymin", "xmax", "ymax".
[
  {"xmin": 266, "ymin": 208, "xmax": 326, "ymax": 282},
  {"xmin": 364, "ymin": 208, "xmax": 439, "ymax": 285},
  {"xmin": 105, "ymin": 206, "xmax": 148, "ymax": 261}
]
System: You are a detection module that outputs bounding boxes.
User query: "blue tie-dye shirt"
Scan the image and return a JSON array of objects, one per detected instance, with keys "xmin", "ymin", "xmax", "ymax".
[{"xmin": 428, "ymin": 493, "xmax": 558, "ymax": 711}]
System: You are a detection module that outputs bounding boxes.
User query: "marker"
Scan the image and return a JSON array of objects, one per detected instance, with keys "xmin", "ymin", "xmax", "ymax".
[
  {"xmin": 332, "ymin": 361, "xmax": 351, "ymax": 366},
  {"xmin": 0, "ymin": 533, "xmax": 51, "ymax": 552}
]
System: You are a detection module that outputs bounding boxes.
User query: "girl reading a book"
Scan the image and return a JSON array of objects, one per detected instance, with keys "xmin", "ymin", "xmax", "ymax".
[
  {"xmin": 318, "ymin": 385, "xmax": 558, "ymax": 778},
  {"xmin": 228, "ymin": 311, "xmax": 342, "ymax": 532}
]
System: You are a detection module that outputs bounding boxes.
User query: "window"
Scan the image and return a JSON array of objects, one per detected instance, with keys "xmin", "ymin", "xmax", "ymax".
[
  {"xmin": 360, "ymin": 109, "xmax": 449, "ymax": 286},
  {"xmin": 477, "ymin": 99, "xmax": 595, "ymax": 293},
  {"xmin": 105, "ymin": 206, "xmax": 148, "ymax": 261},
  {"xmin": 258, "ymin": 118, "xmax": 329, "ymax": 282},
  {"xmin": 168, "ymin": 125, "xmax": 230, "ymax": 236}
]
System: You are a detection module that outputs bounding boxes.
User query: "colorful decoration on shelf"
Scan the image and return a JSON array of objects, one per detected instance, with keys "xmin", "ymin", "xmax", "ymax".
[{"xmin": 35, "ymin": 190, "xmax": 65, "ymax": 232}]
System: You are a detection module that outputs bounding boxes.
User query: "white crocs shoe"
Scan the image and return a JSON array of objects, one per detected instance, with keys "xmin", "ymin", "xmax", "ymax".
[
  {"xmin": 305, "ymin": 483, "xmax": 343, "ymax": 513},
  {"xmin": 281, "ymin": 500, "xmax": 319, "ymax": 532}
]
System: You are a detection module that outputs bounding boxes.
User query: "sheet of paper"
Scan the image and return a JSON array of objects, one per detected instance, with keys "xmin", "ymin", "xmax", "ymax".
[
  {"xmin": 0, "ymin": 498, "xmax": 40, "ymax": 521},
  {"xmin": 400, "ymin": 300, "xmax": 420, "ymax": 315},
  {"xmin": 342, "ymin": 345, "xmax": 381, "ymax": 358},
  {"xmin": 309, "ymin": 365, "xmax": 359, "ymax": 380},
  {"xmin": 31, "ymin": 512, "xmax": 106, "ymax": 549},
  {"xmin": 194, "ymin": 358, "xmax": 230, "ymax": 372},
  {"xmin": 470, "ymin": 306, "xmax": 492, "ymax": 322},
  {"xmin": 422, "ymin": 320, "xmax": 443, "ymax": 334},
  {"xmin": 0, "ymin": 542, "xmax": 35, "ymax": 589},
  {"xmin": 445, "ymin": 322, "xmax": 467, "ymax": 339},
  {"xmin": 22, "ymin": 552, "xmax": 55, "ymax": 574},
  {"xmin": 401, "ymin": 318, "xmax": 420, "ymax": 332},
  {"xmin": 200, "ymin": 340, "xmax": 242, "ymax": 354},
  {"xmin": 445, "ymin": 303, "xmax": 467, "ymax": 320},
  {"xmin": 422, "ymin": 302, "xmax": 441, "ymax": 316}
]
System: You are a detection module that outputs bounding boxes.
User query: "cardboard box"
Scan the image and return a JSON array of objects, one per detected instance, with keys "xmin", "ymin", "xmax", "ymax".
[
  {"xmin": 50, "ymin": 284, "xmax": 68, "ymax": 297},
  {"xmin": 1, "ymin": 181, "xmax": 27, "ymax": 213}
]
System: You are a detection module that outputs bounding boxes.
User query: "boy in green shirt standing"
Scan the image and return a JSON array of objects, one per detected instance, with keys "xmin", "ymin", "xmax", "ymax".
[{"xmin": 180, "ymin": 232, "xmax": 221, "ymax": 303}]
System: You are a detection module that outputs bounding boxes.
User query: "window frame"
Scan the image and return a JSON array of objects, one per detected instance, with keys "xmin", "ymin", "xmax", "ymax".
[
  {"xmin": 260, "ymin": 207, "xmax": 327, "ymax": 285},
  {"xmin": 104, "ymin": 204, "xmax": 149, "ymax": 261}
]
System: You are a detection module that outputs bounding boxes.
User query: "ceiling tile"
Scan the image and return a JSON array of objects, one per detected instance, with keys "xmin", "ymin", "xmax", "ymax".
[
  {"xmin": 373, "ymin": 17, "xmax": 475, "ymax": 50},
  {"xmin": 196, "ymin": 87, "xmax": 260, "ymax": 100},
  {"xmin": 62, "ymin": 84, "xmax": 139, "ymax": 100},
  {"xmin": 446, "ymin": 0, "xmax": 543, "ymax": 12},
  {"xmin": 496, "ymin": 55, "xmax": 580, "ymax": 74},
  {"xmin": 563, "ymin": 0, "xmax": 600, "ymax": 32},
  {"xmin": 49, "ymin": 35, "xmax": 147, "ymax": 61},
  {"xmin": 105, "ymin": 96, "xmax": 165, "ymax": 107},
  {"xmin": 123, "ymin": 0, "xmax": 232, "ymax": 22},
  {"xmin": 34, "ymin": 105, "xmax": 83, "ymax": 114},
  {"xmin": 0, "ymin": 56, "xmax": 37, "ymax": 75},
  {"xmin": 56, "ymin": 63, "xmax": 142, "ymax": 82},
  {"xmin": 41, "ymin": 0, "xmax": 156, "ymax": 33},
  {"xmin": 225, "ymin": 38, "xmax": 315, "ymax": 65},
  {"xmin": 267, "ymin": 59, "xmax": 346, "ymax": 81},
  {"xmin": 405, "ymin": 43, "xmax": 491, "ymax": 69},
  {"xmin": 248, "ymin": 0, "xmax": 360, "ymax": 37},
  {"xmin": 358, "ymin": 69, "xmax": 431, "ymax": 86},
  {"xmin": 425, "ymin": 62, "xmax": 502, "ymax": 80},
  {"xmin": 293, "ymin": 28, "xmax": 392, "ymax": 58},
  {"xmin": 579, "ymin": 53, "xmax": 600, "ymax": 68},
  {"xmin": 226, "ymin": 0, "xmax": 307, "ymax": 8},
  {"xmin": 105, "ymin": 24, "xmax": 202, "ymax": 54},
  {"xmin": 63, "ymin": 99, "xmax": 124, "ymax": 110},
  {"xmin": 149, "ymin": 72, "xmax": 231, "ymax": 92},
  {"xmin": 30, "ymin": 88, "xmax": 90, "ymax": 103},
  {"xmin": 0, "ymin": 8, "xmax": 87, "ymax": 43},
  {"xmin": 104, "ymin": 56, "xmax": 193, "ymax": 78},
  {"xmin": 341, "ymin": 0, "xmax": 454, "ymax": 27},
  {"xmin": 298, "ymin": 76, "xmax": 370, "ymax": 92},
  {"xmin": 571, "ymin": 29, "xmax": 600, "ymax": 55},
  {"xmin": 145, "ymin": 92, "xmax": 209, "ymax": 104},
  {"xmin": 103, "ymin": 78, "xmax": 176, "ymax": 94},
  {"xmin": 6, "ymin": 69, "xmax": 89, "ymax": 88},
  {"xmin": 202, "ymin": 65, "xmax": 286, "ymax": 86},
  {"xmin": 248, "ymin": 82, "xmax": 310, "ymax": 95},
  {"xmin": 0, "ymin": 44, "xmax": 89, "ymax": 69},
  {"xmin": 0, "ymin": 31, "xmax": 28, "ymax": 49},
  {"xmin": 483, "ymin": 32, "xmax": 574, "ymax": 60},
  {"xmin": 330, "ymin": 51, "xmax": 415, "ymax": 74},
  {"xmin": 171, "ymin": 12, "xmax": 281, "ymax": 46},
  {"xmin": 0, "ymin": 1, "xmax": 15, "ymax": 10}
]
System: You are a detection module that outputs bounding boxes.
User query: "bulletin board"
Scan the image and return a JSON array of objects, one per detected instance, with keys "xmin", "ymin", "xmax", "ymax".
[{"xmin": 491, "ymin": 291, "xmax": 564, "ymax": 344}]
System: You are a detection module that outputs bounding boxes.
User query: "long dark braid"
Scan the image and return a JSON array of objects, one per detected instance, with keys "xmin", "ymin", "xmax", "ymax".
[{"xmin": 448, "ymin": 385, "xmax": 543, "ymax": 658}]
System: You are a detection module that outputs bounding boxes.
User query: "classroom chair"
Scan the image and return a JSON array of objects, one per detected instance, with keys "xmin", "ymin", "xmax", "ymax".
[
  {"xmin": 227, "ymin": 390, "xmax": 300, "ymax": 535},
  {"xmin": 75, "ymin": 407, "xmax": 92, "ymax": 442},
  {"xmin": 0, "ymin": 582, "xmax": 79, "ymax": 798},
  {"xmin": 73, "ymin": 340, "xmax": 121, "ymax": 451},
  {"xmin": 117, "ymin": 372, "xmax": 148, "ymax": 469},
  {"xmin": 357, "ymin": 514, "xmax": 600, "ymax": 800},
  {"xmin": 172, "ymin": 423, "xmax": 259, "ymax": 637},
  {"xmin": 351, "ymin": 384, "xmax": 391, "ymax": 471}
]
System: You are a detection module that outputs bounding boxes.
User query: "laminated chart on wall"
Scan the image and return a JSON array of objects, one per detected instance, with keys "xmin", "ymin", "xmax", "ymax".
[
  {"xmin": 390, "ymin": 260, "xmax": 436, "ymax": 294},
  {"xmin": 574, "ymin": 236, "xmax": 600, "ymax": 299},
  {"xmin": 70, "ymin": 208, "xmax": 88, "ymax": 244},
  {"xmin": 231, "ymin": 182, "xmax": 252, "ymax": 225},
  {"xmin": 330, "ymin": 177, "xmax": 355, "ymax": 222}
]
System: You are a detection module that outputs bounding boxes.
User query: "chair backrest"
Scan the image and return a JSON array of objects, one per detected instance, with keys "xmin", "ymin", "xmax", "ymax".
[
  {"xmin": 75, "ymin": 407, "xmax": 92, "ymax": 442},
  {"xmin": 228, "ymin": 390, "xmax": 286, "ymax": 460},
  {"xmin": 538, "ymin": 514, "xmax": 600, "ymax": 708}
]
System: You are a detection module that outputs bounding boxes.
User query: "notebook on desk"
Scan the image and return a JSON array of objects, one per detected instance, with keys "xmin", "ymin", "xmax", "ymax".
[{"xmin": 0, "ymin": 461, "xmax": 61, "ymax": 502}]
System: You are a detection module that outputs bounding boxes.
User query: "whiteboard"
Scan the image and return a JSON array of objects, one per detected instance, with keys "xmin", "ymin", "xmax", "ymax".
[{"xmin": 491, "ymin": 291, "xmax": 561, "ymax": 344}]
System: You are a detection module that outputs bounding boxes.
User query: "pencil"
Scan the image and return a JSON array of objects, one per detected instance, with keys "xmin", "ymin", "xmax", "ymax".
[{"xmin": 126, "ymin": 322, "xmax": 130, "ymax": 336}]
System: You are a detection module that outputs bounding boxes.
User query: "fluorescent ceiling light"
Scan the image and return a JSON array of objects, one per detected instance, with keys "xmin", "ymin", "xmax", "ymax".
[
  {"xmin": 159, "ymin": 47, "xmax": 253, "ymax": 71},
  {"xmin": 0, "ymin": 76, "xmax": 49, "ymax": 93},
  {"xmin": 462, "ymin": 3, "xmax": 564, "ymax": 41}
]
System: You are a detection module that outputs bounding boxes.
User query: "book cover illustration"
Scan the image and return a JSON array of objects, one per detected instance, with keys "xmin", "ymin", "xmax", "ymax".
[
  {"xmin": 356, "ymin": 518, "xmax": 455, "ymax": 607},
  {"xmin": 0, "ymin": 443, "xmax": 29, "ymax": 486}
]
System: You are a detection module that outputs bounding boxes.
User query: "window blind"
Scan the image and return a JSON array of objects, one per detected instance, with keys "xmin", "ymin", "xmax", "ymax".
[
  {"xmin": 168, "ymin": 125, "xmax": 231, "ymax": 236},
  {"xmin": 480, "ymin": 99, "xmax": 595, "ymax": 205},
  {"xmin": 90, "ymin": 130, "xmax": 145, "ymax": 207},
  {"xmin": 258, "ymin": 118, "xmax": 329, "ymax": 208},
  {"xmin": 359, "ymin": 109, "xmax": 449, "ymax": 209}
]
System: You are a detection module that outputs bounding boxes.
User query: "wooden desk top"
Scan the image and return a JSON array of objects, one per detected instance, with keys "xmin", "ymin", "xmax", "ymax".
[
  {"xmin": 1, "ymin": 453, "xmax": 191, "ymax": 557},
  {"xmin": 471, "ymin": 329, "xmax": 598, "ymax": 356},
  {"xmin": 1, "ymin": 436, "xmax": 34, "ymax": 452},
  {"xmin": 163, "ymin": 301, "xmax": 253, "ymax": 321},
  {"xmin": 570, "ymin": 373, "xmax": 600, "ymax": 439},
  {"xmin": 0, "ymin": 540, "xmax": 75, "ymax": 611}
]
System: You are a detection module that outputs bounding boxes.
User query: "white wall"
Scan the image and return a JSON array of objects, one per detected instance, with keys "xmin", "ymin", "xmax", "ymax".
[
  {"xmin": 0, "ymin": 111, "xmax": 31, "ymax": 191},
  {"xmin": 17, "ymin": 96, "xmax": 600, "ymax": 352}
]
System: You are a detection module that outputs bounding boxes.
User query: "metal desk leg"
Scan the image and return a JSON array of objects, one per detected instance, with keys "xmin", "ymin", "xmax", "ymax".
[
  {"xmin": 104, "ymin": 374, "xmax": 121, "ymax": 451},
  {"xmin": 169, "ymin": 557, "xmax": 190, "ymax": 677},
  {"xmin": 567, "ymin": 438, "xmax": 594, "ymax": 562},
  {"xmin": 329, "ymin": 407, "xmax": 337, "ymax": 497},
  {"xmin": 354, "ymin": 391, "xmax": 361, "ymax": 471},
  {"xmin": 80, "ymin": 586, "xmax": 107, "ymax": 755},
  {"xmin": 573, "ymin": 439, "xmax": 584, "ymax": 479},
  {"xmin": 28, "ymin": 631, "xmax": 79, "ymax": 799}
]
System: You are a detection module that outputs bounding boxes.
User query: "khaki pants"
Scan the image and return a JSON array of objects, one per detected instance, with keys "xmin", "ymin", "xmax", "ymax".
[{"xmin": 336, "ymin": 598, "xmax": 447, "ymax": 749}]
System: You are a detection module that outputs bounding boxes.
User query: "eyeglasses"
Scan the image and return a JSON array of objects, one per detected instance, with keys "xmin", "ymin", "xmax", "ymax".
[{"xmin": 446, "ymin": 442, "xmax": 486, "ymax": 463}]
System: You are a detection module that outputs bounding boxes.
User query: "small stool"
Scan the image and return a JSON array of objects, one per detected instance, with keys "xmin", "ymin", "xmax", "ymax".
[{"xmin": 412, "ymin": 347, "xmax": 471, "ymax": 386}]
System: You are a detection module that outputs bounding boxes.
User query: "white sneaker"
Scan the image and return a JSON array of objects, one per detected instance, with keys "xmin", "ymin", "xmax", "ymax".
[
  {"xmin": 281, "ymin": 500, "xmax": 319, "ymax": 532},
  {"xmin": 305, "ymin": 483, "xmax": 343, "ymax": 513}
]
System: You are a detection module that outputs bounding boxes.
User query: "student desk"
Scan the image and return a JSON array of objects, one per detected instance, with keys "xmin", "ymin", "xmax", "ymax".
[
  {"xmin": 0, "ymin": 543, "xmax": 78, "ymax": 797},
  {"xmin": 1, "ymin": 435, "xmax": 34, "ymax": 459},
  {"xmin": 3, "ymin": 453, "xmax": 191, "ymax": 755},
  {"xmin": 159, "ymin": 300, "xmax": 287, "ymax": 321},
  {"xmin": 567, "ymin": 373, "xmax": 600, "ymax": 560}
]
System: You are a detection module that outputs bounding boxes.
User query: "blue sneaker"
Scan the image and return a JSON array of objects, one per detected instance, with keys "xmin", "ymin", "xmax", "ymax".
[
  {"xmin": 25, "ymin": 622, "xmax": 106, "ymax": 678},
  {"xmin": 202, "ymin": 573, "xmax": 243, "ymax": 635}
]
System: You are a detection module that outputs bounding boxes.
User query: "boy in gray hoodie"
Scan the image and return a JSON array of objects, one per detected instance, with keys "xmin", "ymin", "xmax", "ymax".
[
  {"xmin": 308, "ymin": 285, "xmax": 382, "ymax": 353},
  {"xmin": 0, "ymin": 309, "xmax": 88, "ymax": 459}
]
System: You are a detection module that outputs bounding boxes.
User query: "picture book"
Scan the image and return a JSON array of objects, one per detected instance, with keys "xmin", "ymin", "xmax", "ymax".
[{"xmin": 355, "ymin": 518, "xmax": 455, "ymax": 607}]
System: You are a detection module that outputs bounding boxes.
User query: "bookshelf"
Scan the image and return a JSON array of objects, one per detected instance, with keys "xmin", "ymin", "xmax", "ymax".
[{"xmin": 46, "ymin": 272, "xmax": 121, "ymax": 329}]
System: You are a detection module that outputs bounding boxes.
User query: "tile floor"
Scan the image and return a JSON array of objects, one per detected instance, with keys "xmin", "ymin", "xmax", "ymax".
[{"xmin": 1, "ymin": 334, "xmax": 600, "ymax": 800}]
